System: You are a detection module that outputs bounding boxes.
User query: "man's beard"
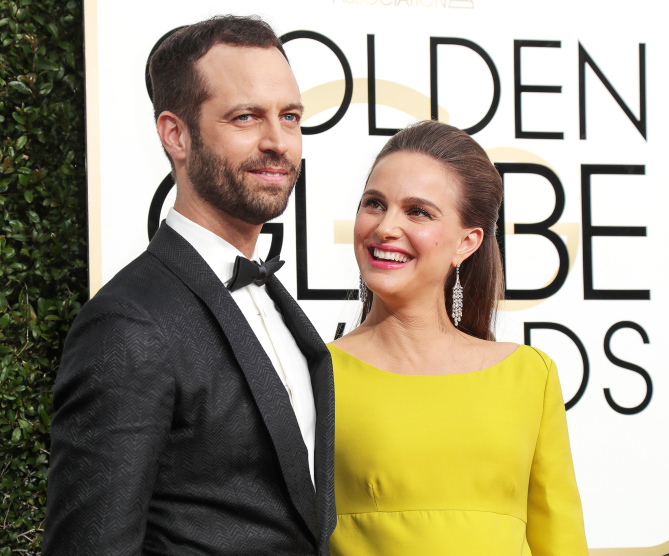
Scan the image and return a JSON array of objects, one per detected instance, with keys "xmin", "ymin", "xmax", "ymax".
[{"xmin": 186, "ymin": 140, "xmax": 299, "ymax": 226}]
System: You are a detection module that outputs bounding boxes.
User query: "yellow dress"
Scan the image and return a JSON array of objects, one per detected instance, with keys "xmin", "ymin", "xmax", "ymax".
[{"xmin": 328, "ymin": 344, "xmax": 588, "ymax": 556}]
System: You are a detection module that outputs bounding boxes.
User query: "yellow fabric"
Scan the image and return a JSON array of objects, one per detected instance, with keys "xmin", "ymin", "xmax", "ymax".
[{"xmin": 328, "ymin": 344, "xmax": 588, "ymax": 556}]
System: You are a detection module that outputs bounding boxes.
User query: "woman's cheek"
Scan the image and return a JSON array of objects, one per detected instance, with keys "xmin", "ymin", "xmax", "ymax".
[
  {"xmin": 354, "ymin": 215, "xmax": 373, "ymax": 245},
  {"xmin": 353, "ymin": 225, "xmax": 367, "ymax": 263}
]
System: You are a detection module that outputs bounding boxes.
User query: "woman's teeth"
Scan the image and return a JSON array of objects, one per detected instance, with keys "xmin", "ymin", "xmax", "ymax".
[{"xmin": 373, "ymin": 248, "xmax": 410, "ymax": 263}]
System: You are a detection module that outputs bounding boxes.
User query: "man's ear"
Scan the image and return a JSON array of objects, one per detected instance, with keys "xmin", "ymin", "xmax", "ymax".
[
  {"xmin": 156, "ymin": 111, "xmax": 189, "ymax": 162},
  {"xmin": 454, "ymin": 227, "xmax": 484, "ymax": 266}
]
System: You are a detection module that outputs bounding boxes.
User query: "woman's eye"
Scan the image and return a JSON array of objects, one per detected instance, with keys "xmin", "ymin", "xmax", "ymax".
[
  {"xmin": 407, "ymin": 206, "xmax": 431, "ymax": 219},
  {"xmin": 362, "ymin": 198, "xmax": 384, "ymax": 210}
]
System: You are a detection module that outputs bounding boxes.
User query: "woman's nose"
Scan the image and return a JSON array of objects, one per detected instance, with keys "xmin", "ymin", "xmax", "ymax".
[{"xmin": 375, "ymin": 211, "xmax": 402, "ymax": 240}]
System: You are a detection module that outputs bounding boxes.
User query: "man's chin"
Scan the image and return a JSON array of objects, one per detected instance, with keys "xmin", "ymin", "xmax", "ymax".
[{"xmin": 220, "ymin": 200, "xmax": 290, "ymax": 226}]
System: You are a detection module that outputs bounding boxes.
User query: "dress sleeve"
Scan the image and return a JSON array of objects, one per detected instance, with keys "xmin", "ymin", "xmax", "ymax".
[
  {"xmin": 43, "ymin": 295, "xmax": 174, "ymax": 555},
  {"xmin": 526, "ymin": 356, "xmax": 589, "ymax": 555}
]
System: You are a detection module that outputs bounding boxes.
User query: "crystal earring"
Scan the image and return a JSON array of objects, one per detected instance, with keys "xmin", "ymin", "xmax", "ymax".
[
  {"xmin": 359, "ymin": 275, "xmax": 368, "ymax": 305},
  {"xmin": 452, "ymin": 264, "xmax": 463, "ymax": 328}
]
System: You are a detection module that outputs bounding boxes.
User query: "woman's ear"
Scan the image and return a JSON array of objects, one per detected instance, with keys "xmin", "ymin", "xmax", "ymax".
[
  {"xmin": 156, "ymin": 111, "xmax": 189, "ymax": 163},
  {"xmin": 454, "ymin": 227, "xmax": 484, "ymax": 265}
]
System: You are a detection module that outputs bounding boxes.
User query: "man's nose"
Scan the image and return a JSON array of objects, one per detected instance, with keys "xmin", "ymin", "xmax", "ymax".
[{"xmin": 258, "ymin": 120, "xmax": 288, "ymax": 156}]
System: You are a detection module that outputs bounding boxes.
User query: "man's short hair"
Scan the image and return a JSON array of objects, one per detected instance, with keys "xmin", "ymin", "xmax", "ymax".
[{"xmin": 149, "ymin": 15, "xmax": 287, "ymax": 146}]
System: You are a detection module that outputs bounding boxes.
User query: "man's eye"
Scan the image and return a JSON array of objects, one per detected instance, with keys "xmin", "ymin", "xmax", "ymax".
[
  {"xmin": 236, "ymin": 114, "xmax": 252, "ymax": 122},
  {"xmin": 284, "ymin": 113, "xmax": 300, "ymax": 122}
]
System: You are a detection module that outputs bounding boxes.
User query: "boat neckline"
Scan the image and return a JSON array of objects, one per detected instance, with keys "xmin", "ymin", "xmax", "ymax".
[{"xmin": 327, "ymin": 343, "xmax": 523, "ymax": 377}]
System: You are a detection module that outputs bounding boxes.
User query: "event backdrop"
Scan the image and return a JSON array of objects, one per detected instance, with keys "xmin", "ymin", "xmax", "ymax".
[{"xmin": 83, "ymin": 0, "xmax": 668, "ymax": 552}]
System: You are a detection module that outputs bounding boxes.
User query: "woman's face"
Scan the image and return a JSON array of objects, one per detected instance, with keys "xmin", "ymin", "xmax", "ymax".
[{"xmin": 354, "ymin": 151, "xmax": 481, "ymax": 304}]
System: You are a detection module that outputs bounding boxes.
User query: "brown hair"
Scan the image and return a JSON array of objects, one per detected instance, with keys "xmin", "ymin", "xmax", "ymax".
[
  {"xmin": 148, "ymin": 15, "xmax": 287, "ymax": 153},
  {"xmin": 360, "ymin": 121, "xmax": 504, "ymax": 341}
]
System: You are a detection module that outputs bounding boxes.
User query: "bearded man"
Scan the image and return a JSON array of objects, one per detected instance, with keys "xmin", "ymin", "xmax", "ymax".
[{"xmin": 43, "ymin": 15, "xmax": 335, "ymax": 556}]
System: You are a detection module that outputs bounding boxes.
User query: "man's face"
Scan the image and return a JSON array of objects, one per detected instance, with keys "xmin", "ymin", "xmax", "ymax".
[{"xmin": 186, "ymin": 44, "xmax": 303, "ymax": 225}]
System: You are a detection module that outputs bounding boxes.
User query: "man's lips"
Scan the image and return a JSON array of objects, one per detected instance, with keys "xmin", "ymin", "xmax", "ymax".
[
  {"xmin": 247, "ymin": 167, "xmax": 292, "ymax": 184},
  {"xmin": 249, "ymin": 167, "xmax": 288, "ymax": 176}
]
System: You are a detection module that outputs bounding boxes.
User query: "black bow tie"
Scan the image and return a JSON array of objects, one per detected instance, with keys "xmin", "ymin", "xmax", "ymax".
[{"xmin": 226, "ymin": 255, "xmax": 285, "ymax": 291}]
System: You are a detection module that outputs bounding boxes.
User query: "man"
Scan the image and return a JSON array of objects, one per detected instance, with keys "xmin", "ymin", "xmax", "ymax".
[{"xmin": 43, "ymin": 16, "xmax": 335, "ymax": 555}]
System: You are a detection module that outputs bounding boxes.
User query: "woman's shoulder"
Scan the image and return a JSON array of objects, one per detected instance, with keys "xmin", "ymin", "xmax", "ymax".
[
  {"xmin": 328, "ymin": 328, "xmax": 369, "ymax": 357},
  {"xmin": 482, "ymin": 339, "xmax": 520, "ymax": 362},
  {"xmin": 458, "ymin": 337, "xmax": 519, "ymax": 370},
  {"xmin": 460, "ymin": 339, "xmax": 559, "ymax": 378},
  {"xmin": 327, "ymin": 329, "xmax": 395, "ymax": 375},
  {"xmin": 510, "ymin": 344, "xmax": 556, "ymax": 372}
]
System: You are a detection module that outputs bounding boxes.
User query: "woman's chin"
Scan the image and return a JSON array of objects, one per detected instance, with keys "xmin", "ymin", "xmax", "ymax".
[{"xmin": 365, "ymin": 283, "xmax": 414, "ymax": 303}]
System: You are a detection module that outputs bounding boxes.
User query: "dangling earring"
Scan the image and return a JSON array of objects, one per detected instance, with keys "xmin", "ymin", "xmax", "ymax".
[
  {"xmin": 359, "ymin": 275, "xmax": 368, "ymax": 305},
  {"xmin": 452, "ymin": 264, "xmax": 463, "ymax": 328}
]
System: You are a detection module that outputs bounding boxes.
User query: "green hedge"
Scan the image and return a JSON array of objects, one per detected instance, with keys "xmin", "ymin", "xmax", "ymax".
[{"xmin": 0, "ymin": 0, "xmax": 87, "ymax": 552}]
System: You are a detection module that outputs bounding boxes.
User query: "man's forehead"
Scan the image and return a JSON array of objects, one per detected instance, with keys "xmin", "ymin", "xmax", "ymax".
[
  {"xmin": 197, "ymin": 44, "xmax": 300, "ymax": 105},
  {"xmin": 197, "ymin": 43, "xmax": 287, "ymax": 76}
]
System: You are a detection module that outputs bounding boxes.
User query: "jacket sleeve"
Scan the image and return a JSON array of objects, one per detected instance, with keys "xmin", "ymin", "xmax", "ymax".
[
  {"xmin": 526, "ymin": 356, "xmax": 589, "ymax": 555},
  {"xmin": 43, "ymin": 295, "xmax": 174, "ymax": 555}
]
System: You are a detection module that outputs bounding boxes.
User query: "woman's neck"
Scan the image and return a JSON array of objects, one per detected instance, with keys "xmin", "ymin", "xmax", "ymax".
[{"xmin": 358, "ymin": 293, "xmax": 462, "ymax": 357}]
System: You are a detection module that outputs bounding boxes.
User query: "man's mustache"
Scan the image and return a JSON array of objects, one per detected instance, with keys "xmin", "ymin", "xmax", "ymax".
[{"xmin": 239, "ymin": 154, "xmax": 299, "ymax": 175}]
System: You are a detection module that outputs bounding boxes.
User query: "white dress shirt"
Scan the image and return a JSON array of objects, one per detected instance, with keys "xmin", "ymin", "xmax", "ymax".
[{"xmin": 165, "ymin": 209, "xmax": 316, "ymax": 486}]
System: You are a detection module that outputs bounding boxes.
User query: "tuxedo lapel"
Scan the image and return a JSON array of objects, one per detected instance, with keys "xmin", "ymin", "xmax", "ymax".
[
  {"xmin": 147, "ymin": 224, "xmax": 319, "ymax": 541},
  {"xmin": 266, "ymin": 278, "xmax": 337, "ymax": 545}
]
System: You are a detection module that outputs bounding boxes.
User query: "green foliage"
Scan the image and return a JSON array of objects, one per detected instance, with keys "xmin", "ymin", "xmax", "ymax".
[{"xmin": 0, "ymin": 0, "xmax": 86, "ymax": 552}]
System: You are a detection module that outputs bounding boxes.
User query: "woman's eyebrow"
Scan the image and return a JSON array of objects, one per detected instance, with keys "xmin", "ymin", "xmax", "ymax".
[
  {"xmin": 362, "ymin": 189, "xmax": 386, "ymax": 199},
  {"xmin": 402, "ymin": 196, "xmax": 443, "ymax": 214}
]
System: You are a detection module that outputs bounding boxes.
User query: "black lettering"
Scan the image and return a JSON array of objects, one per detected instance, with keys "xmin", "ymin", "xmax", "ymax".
[
  {"xmin": 579, "ymin": 43, "xmax": 646, "ymax": 140},
  {"xmin": 148, "ymin": 173, "xmax": 175, "ymax": 240},
  {"xmin": 603, "ymin": 321, "xmax": 652, "ymax": 414},
  {"xmin": 295, "ymin": 160, "xmax": 359, "ymax": 300},
  {"xmin": 261, "ymin": 223, "xmax": 284, "ymax": 261},
  {"xmin": 430, "ymin": 37, "xmax": 501, "ymax": 135},
  {"xmin": 514, "ymin": 40, "xmax": 563, "ymax": 140},
  {"xmin": 334, "ymin": 322, "xmax": 346, "ymax": 340},
  {"xmin": 281, "ymin": 31, "xmax": 353, "ymax": 135},
  {"xmin": 524, "ymin": 322, "xmax": 589, "ymax": 410},
  {"xmin": 496, "ymin": 163, "xmax": 568, "ymax": 300},
  {"xmin": 367, "ymin": 35, "xmax": 400, "ymax": 136},
  {"xmin": 581, "ymin": 165, "xmax": 648, "ymax": 300}
]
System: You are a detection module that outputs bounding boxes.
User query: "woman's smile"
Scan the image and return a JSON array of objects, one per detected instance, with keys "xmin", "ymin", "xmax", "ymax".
[{"xmin": 367, "ymin": 243, "xmax": 414, "ymax": 268}]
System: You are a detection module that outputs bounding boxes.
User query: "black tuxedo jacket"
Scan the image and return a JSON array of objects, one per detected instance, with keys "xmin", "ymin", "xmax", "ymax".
[{"xmin": 43, "ymin": 224, "xmax": 336, "ymax": 555}]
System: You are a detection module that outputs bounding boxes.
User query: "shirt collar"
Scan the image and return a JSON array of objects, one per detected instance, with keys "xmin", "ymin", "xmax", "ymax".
[{"xmin": 165, "ymin": 207, "xmax": 259, "ymax": 285}]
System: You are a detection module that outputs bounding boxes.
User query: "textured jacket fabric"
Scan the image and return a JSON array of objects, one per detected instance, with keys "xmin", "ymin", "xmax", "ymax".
[{"xmin": 43, "ymin": 224, "xmax": 336, "ymax": 555}]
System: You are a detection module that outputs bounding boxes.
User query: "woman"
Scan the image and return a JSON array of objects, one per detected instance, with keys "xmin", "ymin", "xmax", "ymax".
[{"xmin": 329, "ymin": 121, "xmax": 588, "ymax": 555}]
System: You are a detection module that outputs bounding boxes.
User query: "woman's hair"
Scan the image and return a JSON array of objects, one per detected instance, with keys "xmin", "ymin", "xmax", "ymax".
[{"xmin": 360, "ymin": 120, "xmax": 504, "ymax": 341}]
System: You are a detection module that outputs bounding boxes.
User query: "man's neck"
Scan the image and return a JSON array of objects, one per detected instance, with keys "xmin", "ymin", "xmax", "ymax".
[{"xmin": 173, "ymin": 195, "xmax": 261, "ymax": 259}]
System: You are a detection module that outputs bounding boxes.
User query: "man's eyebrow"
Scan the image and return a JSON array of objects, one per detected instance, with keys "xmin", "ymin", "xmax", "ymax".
[
  {"xmin": 221, "ymin": 104, "xmax": 262, "ymax": 119},
  {"xmin": 221, "ymin": 103, "xmax": 305, "ymax": 119},
  {"xmin": 284, "ymin": 102, "xmax": 304, "ymax": 114}
]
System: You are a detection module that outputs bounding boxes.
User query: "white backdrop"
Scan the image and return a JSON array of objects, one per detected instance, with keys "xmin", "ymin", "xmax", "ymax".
[{"xmin": 84, "ymin": 0, "xmax": 669, "ymax": 552}]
